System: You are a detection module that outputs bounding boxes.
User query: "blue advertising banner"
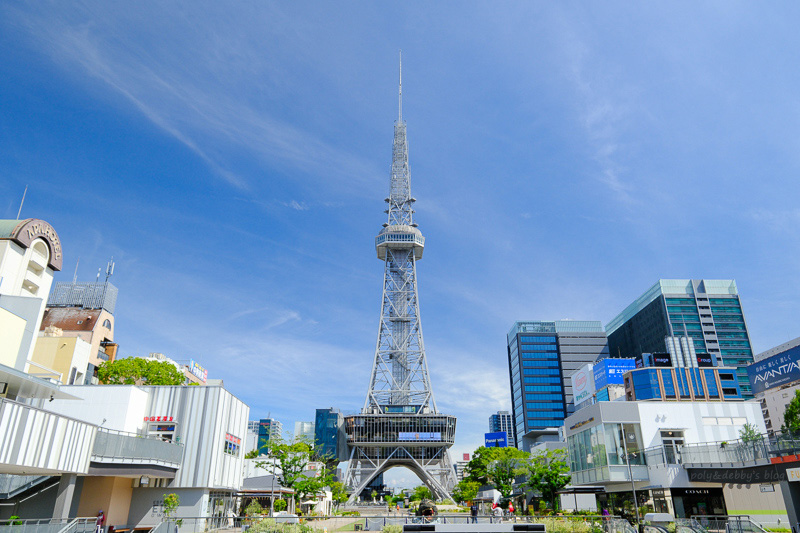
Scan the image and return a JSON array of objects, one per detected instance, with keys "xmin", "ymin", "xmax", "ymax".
[
  {"xmin": 398, "ymin": 432, "xmax": 441, "ymax": 441},
  {"xmin": 485, "ymin": 431, "xmax": 508, "ymax": 448},
  {"xmin": 747, "ymin": 345, "xmax": 800, "ymax": 395},
  {"xmin": 594, "ymin": 358, "xmax": 636, "ymax": 389}
]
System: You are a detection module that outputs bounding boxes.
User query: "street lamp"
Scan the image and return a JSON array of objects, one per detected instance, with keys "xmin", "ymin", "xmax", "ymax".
[
  {"xmin": 620, "ymin": 428, "xmax": 641, "ymax": 526},
  {"xmin": 270, "ymin": 473, "xmax": 275, "ymax": 517}
]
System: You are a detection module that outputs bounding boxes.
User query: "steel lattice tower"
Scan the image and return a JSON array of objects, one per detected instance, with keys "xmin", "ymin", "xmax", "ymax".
[{"xmin": 343, "ymin": 57, "xmax": 457, "ymax": 504}]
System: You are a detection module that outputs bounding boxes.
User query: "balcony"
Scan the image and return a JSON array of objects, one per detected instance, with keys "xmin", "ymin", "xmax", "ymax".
[
  {"xmin": 0, "ymin": 397, "xmax": 95, "ymax": 475},
  {"xmin": 90, "ymin": 429, "xmax": 183, "ymax": 475},
  {"xmin": 678, "ymin": 431, "xmax": 800, "ymax": 468}
]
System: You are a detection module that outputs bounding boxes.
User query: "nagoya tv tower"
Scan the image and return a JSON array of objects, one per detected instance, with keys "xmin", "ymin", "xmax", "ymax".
[{"xmin": 343, "ymin": 55, "xmax": 457, "ymax": 503}]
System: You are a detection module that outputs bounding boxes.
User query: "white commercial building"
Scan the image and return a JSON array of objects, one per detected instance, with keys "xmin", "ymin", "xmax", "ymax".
[
  {"xmin": 564, "ymin": 401, "xmax": 787, "ymax": 523},
  {"xmin": 0, "ymin": 219, "xmax": 62, "ymax": 375},
  {"xmin": 0, "ymin": 380, "xmax": 249, "ymax": 529}
]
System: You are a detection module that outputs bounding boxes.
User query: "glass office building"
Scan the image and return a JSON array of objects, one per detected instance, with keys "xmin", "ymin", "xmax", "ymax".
[
  {"xmin": 507, "ymin": 320, "xmax": 609, "ymax": 450},
  {"xmin": 489, "ymin": 411, "xmax": 515, "ymax": 448},
  {"xmin": 606, "ymin": 280, "xmax": 755, "ymax": 397},
  {"xmin": 314, "ymin": 408, "xmax": 346, "ymax": 463}
]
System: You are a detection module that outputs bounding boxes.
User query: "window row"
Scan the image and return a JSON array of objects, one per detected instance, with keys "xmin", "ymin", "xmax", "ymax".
[
  {"xmin": 524, "ymin": 385, "xmax": 562, "ymax": 392},
  {"xmin": 522, "ymin": 360, "xmax": 560, "ymax": 367},
  {"xmin": 520, "ymin": 336, "xmax": 557, "ymax": 343},
  {"xmin": 520, "ymin": 345, "xmax": 559, "ymax": 352},
  {"xmin": 523, "ymin": 368, "xmax": 560, "ymax": 375},
  {"xmin": 523, "ymin": 376, "xmax": 562, "ymax": 384}
]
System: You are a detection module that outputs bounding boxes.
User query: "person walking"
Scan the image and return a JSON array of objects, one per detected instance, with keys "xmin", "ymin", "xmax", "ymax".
[
  {"xmin": 95, "ymin": 510, "xmax": 105, "ymax": 533},
  {"xmin": 492, "ymin": 503, "xmax": 502, "ymax": 523},
  {"xmin": 470, "ymin": 503, "xmax": 478, "ymax": 523}
]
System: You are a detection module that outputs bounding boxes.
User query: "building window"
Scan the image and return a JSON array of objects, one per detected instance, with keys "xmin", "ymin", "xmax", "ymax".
[
  {"xmin": 224, "ymin": 433, "xmax": 241, "ymax": 456},
  {"xmin": 103, "ymin": 319, "xmax": 111, "ymax": 328}
]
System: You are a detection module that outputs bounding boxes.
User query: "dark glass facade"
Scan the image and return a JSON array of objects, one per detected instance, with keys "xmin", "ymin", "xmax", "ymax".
[
  {"xmin": 314, "ymin": 408, "xmax": 344, "ymax": 462},
  {"xmin": 607, "ymin": 280, "xmax": 755, "ymax": 398}
]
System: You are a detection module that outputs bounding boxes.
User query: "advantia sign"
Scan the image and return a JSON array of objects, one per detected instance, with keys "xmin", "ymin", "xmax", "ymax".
[
  {"xmin": 747, "ymin": 345, "xmax": 800, "ymax": 395},
  {"xmin": 7, "ymin": 219, "xmax": 63, "ymax": 271}
]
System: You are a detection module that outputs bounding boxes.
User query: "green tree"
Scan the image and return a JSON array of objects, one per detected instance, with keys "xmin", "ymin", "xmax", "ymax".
[
  {"xmin": 97, "ymin": 357, "xmax": 185, "ymax": 385},
  {"xmin": 465, "ymin": 446, "xmax": 528, "ymax": 485},
  {"xmin": 487, "ymin": 454, "xmax": 525, "ymax": 498},
  {"xmin": 244, "ymin": 500, "xmax": 263, "ymax": 516},
  {"xmin": 739, "ymin": 422, "xmax": 761, "ymax": 443},
  {"xmin": 255, "ymin": 437, "xmax": 333, "ymax": 506},
  {"xmin": 273, "ymin": 499, "xmax": 287, "ymax": 512},
  {"xmin": 330, "ymin": 481, "xmax": 349, "ymax": 510},
  {"xmin": 784, "ymin": 390, "xmax": 800, "ymax": 433},
  {"xmin": 451, "ymin": 480, "xmax": 479, "ymax": 504},
  {"xmin": 245, "ymin": 449, "xmax": 259, "ymax": 459},
  {"xmin": 409, "ymin": 485, "xmax": 432, "ymax": 501},
  {"xmin": 521, "ymin": 448, "xmax": 570, "ymax": 512}
]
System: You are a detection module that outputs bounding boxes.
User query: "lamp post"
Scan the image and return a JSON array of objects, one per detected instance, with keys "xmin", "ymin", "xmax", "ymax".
[
  {"xmin": 620, "ymin": 427, "xmax": 641, "ymax": 526},
  {"xmin": 270, "ymin": 473, "xmax": 275, "ymax": 517}
]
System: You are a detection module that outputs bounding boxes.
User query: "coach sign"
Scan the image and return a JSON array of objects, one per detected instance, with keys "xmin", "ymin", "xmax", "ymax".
[{"xmin": 747, "ymin": 345, "xmax": 800, "ymax": 395}]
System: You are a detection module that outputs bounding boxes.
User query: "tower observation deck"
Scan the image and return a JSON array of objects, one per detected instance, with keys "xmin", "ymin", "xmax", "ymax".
[{"xmin": 342, "ymin": 57, "xmax": 457, "ymax": 503}]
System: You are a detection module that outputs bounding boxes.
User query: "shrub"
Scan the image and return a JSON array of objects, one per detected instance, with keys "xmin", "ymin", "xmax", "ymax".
[{"xmin": 382, "ymin": 526, "xmax": 403, "ymax": 533}]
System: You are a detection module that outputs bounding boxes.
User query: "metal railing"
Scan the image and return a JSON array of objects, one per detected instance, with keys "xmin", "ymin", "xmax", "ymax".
[
  {"xmin": 0, "ymin": 518, "xmax": 95, "ymax": 533},
  {"xmin": 689, "ymin": 516, "xmax": 768, "ymax": 533},
  {"xmin": 0, "ymin": 475, "xmax": 51, "ymax": 499},
  {"xmin": 92, "ymin": 428, "xmax": 184, "ymax": 466},
  {"xmin": 680, "ymin": 429, "xmax": 800, "ymax": 467}
]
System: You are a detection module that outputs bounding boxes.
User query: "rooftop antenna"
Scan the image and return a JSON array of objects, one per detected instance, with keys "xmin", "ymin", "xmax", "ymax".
[
  {"xmin": 96, "ymin": 268, "xmax": 101, "ymax": 282},
  {"xmin": 72, "ymin": 257, "xmax": 80, "ymax": 284},
  {"xmin": 104, "ymin": 257, "xmax": 115, "ymax": 283},
  {"xmin": 16, "ymin": 185, "xmax": 28, "ymax": 220},
  {"xmin": 398, "ymin": 50, "xmax": 402, "ymax": 121}
]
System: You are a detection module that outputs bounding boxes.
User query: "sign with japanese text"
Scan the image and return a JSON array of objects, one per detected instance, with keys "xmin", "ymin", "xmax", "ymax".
[{"xmin": 747, "ymin": 345, "xmax": 800, "ymax": 395}]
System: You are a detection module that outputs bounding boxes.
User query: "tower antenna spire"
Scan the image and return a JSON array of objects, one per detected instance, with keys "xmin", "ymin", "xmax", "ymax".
[
  {"xmin": 343, "ymin": 60, "xmax": 456, "ymax": 506},
  {"xmin": 398, "ymin": 50, "xmax": 402, "ymax": 121}
]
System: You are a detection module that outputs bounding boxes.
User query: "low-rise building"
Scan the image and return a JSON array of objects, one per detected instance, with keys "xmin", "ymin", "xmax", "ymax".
[
  {"xmin": 564, "ymin": 400, "xmax": 782, "ymax": 521},
  {"xmin": 0, "ymin": 378, "xmax": 248, "ymax": 529}
]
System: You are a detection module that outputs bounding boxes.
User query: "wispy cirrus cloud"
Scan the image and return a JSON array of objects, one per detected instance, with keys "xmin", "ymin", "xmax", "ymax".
[{"xmin": 4, "ymin": 2, "xmax": 381, "ymax": 194}]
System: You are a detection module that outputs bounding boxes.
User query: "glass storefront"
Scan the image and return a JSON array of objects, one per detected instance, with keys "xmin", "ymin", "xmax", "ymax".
[
  {"xmin": 671, "ymin": 487, "xmax": 727, "ymax": 517},
  {"xmin": 567, "ymin": 423, "xmax": 645, "ymax": 483}
]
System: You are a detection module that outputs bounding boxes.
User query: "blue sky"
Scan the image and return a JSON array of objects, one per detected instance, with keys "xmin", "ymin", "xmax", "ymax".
[{"xmin": 2, "ymin": 2, "xmax": 800, "ymax": 488}]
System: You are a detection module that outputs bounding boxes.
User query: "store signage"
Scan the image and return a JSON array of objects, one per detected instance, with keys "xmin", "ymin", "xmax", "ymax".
[
  {"xmin": 9, "ymin": 219, "xmax": 63, "ymax": 270},
  {"xmin": 571, "ymin": 364, "xmax": 595, "ymax": 404},
  {"xmin": 189, "ymin": 359, "xmax": 208, "ymax": 382},
  {"xmin": 696, "ymin": 354, "xmax": 714, "ymax": 367},
  {"xmin": 484, "ymin": 432, "xmax": 508, "ymax": 448},
  {"xmin": 594, "ymin": 359, "xmax": 636, "ymax": 389},
  {"xmin": 225, "ymin": 433, "xmax": 241, "ymax": 445},
  {"xmin": 652, "ymin": 353, "xmax": 673, "ymax": 367},
  {"xmin": 569, "ymin": 417, "xmax": 594, "ymax": 431},
  {"xmin": 143, "ymin": 416, "xmax": 174, "ymax": 422},
  {"xmin": 787, "ymin": 467, "xmax": 800, "ymax": 482},
  {"xmin": 463, "ymin": 453, "xmax": 470, "ymax": 461},
  {"xmin": 399, "ymin": 432, "xmax": 441, "ymax": 441},
  {"xmin": 747, "ymin": 346, "xmax": 800, "ymax": 395},
  {"xmin": 760, "ymin": 484, "xmax": 775, "ymax": 492}
]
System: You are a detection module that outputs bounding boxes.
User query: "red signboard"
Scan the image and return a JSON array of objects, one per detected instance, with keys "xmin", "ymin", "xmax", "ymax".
[{"xmin": 143, "ymin": 416, "xmax": 174, "ymax": 422}]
